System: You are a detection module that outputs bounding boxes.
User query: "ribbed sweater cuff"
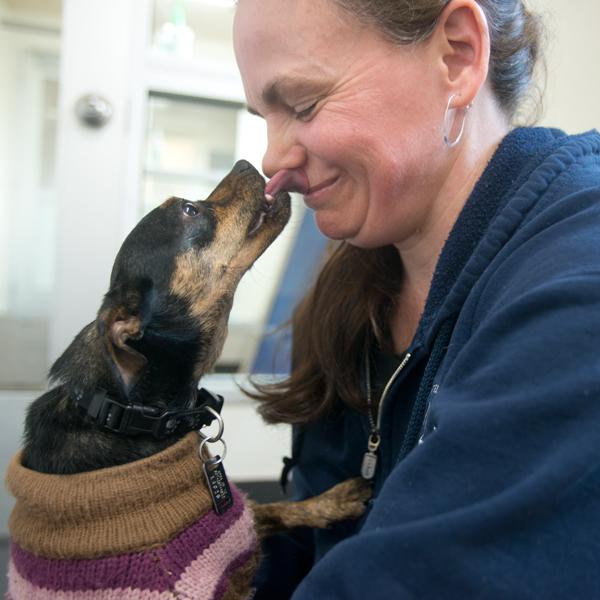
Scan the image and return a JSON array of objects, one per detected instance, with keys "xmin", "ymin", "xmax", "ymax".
[{"xmin": 6, "ymin": 432, "xmax": 214, "ymax": 559}]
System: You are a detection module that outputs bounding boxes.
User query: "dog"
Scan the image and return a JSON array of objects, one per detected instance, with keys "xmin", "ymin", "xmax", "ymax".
[{"xmin": 5, "ymin": 160, "xmax": 369, "ymax": 600}]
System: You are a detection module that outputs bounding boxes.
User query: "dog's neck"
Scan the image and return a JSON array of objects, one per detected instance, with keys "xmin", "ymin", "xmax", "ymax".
[
  {"xmin": 56, "ymin": 321, "xmax": 203, "ymax": 412},
  {"xmin": 22, "ymin": 321, "xmax": 204, "ymax": 475},
  {"xmin": 126, "ymin": 330, "xmax": 201, "ymax": 407}
]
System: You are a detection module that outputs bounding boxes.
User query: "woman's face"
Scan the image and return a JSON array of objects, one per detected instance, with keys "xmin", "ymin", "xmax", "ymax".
[{"xmin": 234, "ymin": 0, "xmax": 450, "ymax": 248}]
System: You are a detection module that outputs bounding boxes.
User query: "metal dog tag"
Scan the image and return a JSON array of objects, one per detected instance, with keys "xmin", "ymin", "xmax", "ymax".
[
  {"xmin": 203, "ymin": 456, "xmax": 234, "ymax": 515},
  {"xmin": 361, "ymin": 451, "xmax": 378, "ymax": 480}
]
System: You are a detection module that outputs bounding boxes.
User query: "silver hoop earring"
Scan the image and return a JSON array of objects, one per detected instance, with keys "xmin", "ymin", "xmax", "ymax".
[{"xmin": 442, "ymin": 94, "xmax": 471, "ymax": 148}]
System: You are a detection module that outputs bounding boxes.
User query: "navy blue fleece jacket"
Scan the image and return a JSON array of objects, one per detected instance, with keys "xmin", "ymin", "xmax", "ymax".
[{"xmin": 260, "ymin": 127, "xmax": 600, "ymax": 599}]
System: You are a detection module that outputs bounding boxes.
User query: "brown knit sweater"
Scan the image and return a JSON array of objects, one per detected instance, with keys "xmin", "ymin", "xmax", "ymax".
[{"xmin": 5, "ymin": 432, "xmax": 259, "ymax": 599}]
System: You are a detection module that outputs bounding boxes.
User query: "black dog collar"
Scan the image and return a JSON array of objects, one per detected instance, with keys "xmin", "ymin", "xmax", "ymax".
[{"xmin": 75, "ymin": 387, "xmax": 224, "ymax": 440}]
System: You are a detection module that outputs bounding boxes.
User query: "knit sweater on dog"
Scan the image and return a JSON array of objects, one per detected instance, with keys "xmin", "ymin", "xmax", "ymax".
[{"xmin": 5, "ymin": 432, "xmax": 258, "ymax": 599}]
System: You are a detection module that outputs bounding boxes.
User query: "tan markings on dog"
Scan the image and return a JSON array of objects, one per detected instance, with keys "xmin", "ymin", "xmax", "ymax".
[
  {"xmin": 169, "ymin": 245, "xmax": 238, "ymax": 376},
  {"xmin": 205, "ymin": 182, "xmax": 234, "ymax": 204},
  {"xmin": 220, "ymin": 548, "xmax": 261, "ymax": 600},
  {"xmin": 170, "ymin": 176, "xmax": 286, "ymax": 376},
  {"xmin": 112, "ymin": 318, "xmax": 143, "ymax": 347},
  {"xmin": 98, "ymin": 307, "xmax": 142, "ymax": 344},
  {"xmin": 170, "ymin": 212, "xmax": 276, "ymax": 323},
  {"xmin": 193, "ymin": 308, "xmax": 230, "ymax": 378}
]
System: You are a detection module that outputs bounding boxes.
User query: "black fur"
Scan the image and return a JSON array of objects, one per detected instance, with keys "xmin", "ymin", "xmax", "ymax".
[{"xmin": 21, "ymin": 161, "xmax": 290, "ymax": 475}]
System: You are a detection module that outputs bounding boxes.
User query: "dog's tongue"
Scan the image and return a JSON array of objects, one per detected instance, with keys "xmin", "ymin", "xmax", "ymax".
[{"xmin": 265, "ymin": 169, "xmax": 309, "ymax": 200}]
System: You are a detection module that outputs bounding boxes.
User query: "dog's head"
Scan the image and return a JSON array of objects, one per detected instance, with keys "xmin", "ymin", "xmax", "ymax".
[{"xmin": 97, "ymin": 160, "xmax": 290, "ymax": 390}]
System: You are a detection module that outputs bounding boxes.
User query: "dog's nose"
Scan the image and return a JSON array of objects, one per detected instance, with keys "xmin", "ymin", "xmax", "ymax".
[{"xmin": 232, "ymin": 160, "xmax": 254, "ymax": 175}]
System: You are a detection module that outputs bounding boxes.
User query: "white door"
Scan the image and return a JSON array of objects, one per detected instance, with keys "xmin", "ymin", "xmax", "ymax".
[{"xmin": 50, "ymin": 0, "xmax": 303, "ymax": 372}]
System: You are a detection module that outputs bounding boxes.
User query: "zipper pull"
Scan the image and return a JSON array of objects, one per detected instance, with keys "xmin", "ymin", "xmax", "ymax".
[{"xmin": 361, "ymin": 433, "xmax": 380, "ymax": 480}]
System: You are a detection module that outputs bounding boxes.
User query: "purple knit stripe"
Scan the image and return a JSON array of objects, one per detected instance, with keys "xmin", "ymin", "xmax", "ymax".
[
  {"xmin": 11, "ymin": 486, "xmax": 245, "ymax": 592},
  {"xmin": 213, "ymin": 547, "xmax": 257, "ymax": 600}
]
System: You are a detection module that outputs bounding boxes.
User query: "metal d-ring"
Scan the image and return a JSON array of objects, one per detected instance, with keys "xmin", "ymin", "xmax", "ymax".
[
  {"xmin": 199, "ymin": 406, "xmax": 224, "ymax": 443},
  {"xmin": 198, "ymin": 436, "xmax": 227, "ymax": 465}
]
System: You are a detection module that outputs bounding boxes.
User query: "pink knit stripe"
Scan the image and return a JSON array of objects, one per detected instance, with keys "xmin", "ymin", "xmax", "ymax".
[
  {"xmin": 7, "ymin": 559, "xmax": 175, "ymax": 599},
  {"xmin": 174, "ymin": 503, "xmax": 256, "ymax": 600}
]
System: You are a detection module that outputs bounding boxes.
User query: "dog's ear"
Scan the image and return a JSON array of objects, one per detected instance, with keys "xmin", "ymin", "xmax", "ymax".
[
  {"xmin": 98, "ymin": 306, "xmax": 146, "ymax": 389},
  {"xmin": 97, "ymin": 280, "xmax": 154, "ymax": 391}
]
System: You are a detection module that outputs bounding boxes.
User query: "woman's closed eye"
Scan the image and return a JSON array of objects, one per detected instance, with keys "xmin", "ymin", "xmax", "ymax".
[{"xmin": 294, "ymin": 101, "xmax": 319, "ymax": 121}]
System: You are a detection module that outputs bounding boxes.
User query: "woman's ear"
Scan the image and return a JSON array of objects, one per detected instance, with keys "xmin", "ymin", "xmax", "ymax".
[{"xmin": 433, "ymin": 0, "xmax": 491, "ymax": 108}]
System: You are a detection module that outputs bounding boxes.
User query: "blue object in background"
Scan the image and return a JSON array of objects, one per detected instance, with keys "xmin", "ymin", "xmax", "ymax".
[{"xmin": 251, "ymin": 209, "xmax": 328, "ymax": 374}]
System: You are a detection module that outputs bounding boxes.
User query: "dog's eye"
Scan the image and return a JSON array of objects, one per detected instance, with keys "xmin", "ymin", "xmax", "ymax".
[{"xmin": 182, "ymin": 202, "xmax": 199, "ymax": 217}]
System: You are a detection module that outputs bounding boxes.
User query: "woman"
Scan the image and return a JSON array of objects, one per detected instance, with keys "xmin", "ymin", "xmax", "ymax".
[{"xmin": 234, "ymin": 0, "xmax": 600, "ymax": 598}]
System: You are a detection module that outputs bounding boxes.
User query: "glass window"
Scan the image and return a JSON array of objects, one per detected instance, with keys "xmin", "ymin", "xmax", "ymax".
[
  {"xmin": 0, "ymin": 4, "xmax": 62, "ymax": 389},
  {"xmin": 151, "ymin": 0, "xmax": 236, "ymax": 69},
  {"xmin": 143, "ymin": 93, "xmax": 240, "ymax": 213}
]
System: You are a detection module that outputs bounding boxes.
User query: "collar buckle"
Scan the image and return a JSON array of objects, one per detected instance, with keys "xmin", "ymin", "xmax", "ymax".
[{"xmin": 77, "ymin": 387, "xmax": 224, "ymax": 439}]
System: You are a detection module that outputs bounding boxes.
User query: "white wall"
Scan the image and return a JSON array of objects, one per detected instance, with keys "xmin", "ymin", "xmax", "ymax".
[
  {"xmin": 531, "ymin": 0, "xmax": 600, "ymax": 132},
  {"xmin": 0, "ymin": 1, "xmax": 9, "ymax": 314},
  {"xmin": 0, "ymin": 7, "xmax": 61, "ymax": 315}
]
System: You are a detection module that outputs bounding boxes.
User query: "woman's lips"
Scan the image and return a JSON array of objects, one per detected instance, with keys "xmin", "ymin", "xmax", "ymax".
[{"xmin": 306, "ymin": 175, "xmax": 338, "ymax": 197}]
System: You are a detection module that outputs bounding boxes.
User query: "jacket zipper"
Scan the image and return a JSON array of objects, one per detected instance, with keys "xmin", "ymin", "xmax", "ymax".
[
  {"xmin": 361, "ymin": 351, "xmax": 412, "ymax": 480},
  {"xmin": 375, "ymin": 351, "xmax": 412, "ymax": 433}
]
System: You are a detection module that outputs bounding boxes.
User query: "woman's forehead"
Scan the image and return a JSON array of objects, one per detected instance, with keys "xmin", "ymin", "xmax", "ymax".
[
  {"xmin": 233, "ymin": 0, "xmax": 359, "ymax": 56},
  {"xmin": 233, "ymin": 0, "xmax": 378, "ymax": 92},
  {"xmin": 234, "ymin": 0, "xmax": 346, "ymax": 23}
]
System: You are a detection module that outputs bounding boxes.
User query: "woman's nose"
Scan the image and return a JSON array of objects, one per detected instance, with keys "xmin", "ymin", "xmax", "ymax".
[{"xmin": 262, "ymin": 125, "xmax": 307, "ymax": 178}]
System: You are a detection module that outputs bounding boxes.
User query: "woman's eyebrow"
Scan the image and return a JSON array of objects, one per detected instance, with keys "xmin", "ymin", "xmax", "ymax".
[{"xmin": 246, "ymin": 76, "xmax": 329, "ymax": 116}]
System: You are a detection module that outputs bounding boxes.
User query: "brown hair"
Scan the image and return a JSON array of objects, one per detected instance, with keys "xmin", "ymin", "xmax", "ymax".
[
  {"xmin": 332, "ymin": 0, "xmax": 544, "ymax": 120},
  {"xmin": 246, "ymin": 0, "xmax": 544, "ymax": 425}
]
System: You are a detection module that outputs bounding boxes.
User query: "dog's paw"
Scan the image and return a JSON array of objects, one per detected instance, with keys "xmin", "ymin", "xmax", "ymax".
[{"xmin": 319, "ymin": 477, "xmax": 372, "ymax": 521}]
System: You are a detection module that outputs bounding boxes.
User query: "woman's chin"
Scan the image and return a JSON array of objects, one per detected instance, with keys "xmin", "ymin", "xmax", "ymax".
[
  {"xmin": 313, "ymin": 211, "xmax": 355, "ymax": 242},
  {"xmin": 314, "ymin": 211, "xmax": 379, "ymax": 248}
]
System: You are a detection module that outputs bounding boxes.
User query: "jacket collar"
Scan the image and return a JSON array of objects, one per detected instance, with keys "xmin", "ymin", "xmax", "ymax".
[{"xmin": 414, "ymin": 127, "xmax": 566, "ymax": 350}]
